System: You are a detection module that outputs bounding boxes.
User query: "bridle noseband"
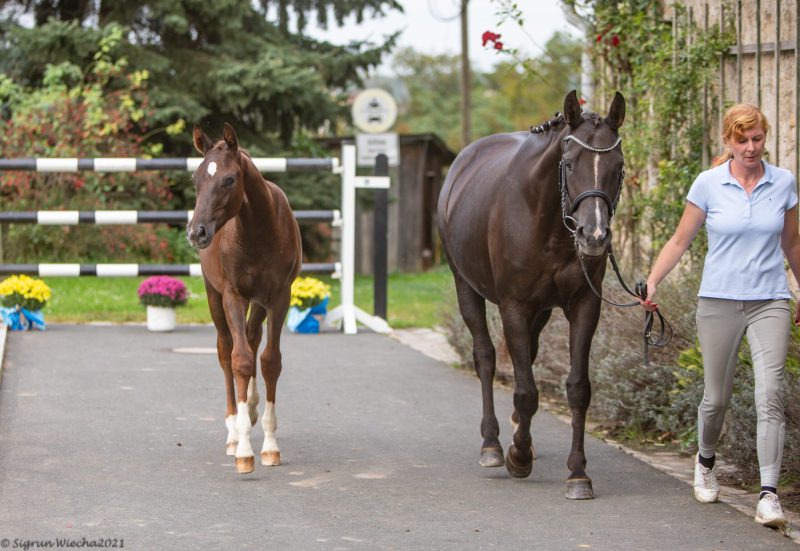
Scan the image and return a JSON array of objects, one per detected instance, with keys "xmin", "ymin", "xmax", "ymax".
[{"xmin": 558, "ymin": 134, "xmax": 624, "ymax": 235}]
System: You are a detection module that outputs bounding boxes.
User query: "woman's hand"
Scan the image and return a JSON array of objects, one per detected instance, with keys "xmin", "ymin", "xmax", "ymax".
[{"xmin": 638, "ymin": 281, "xmax": 659, "ymax": 312}]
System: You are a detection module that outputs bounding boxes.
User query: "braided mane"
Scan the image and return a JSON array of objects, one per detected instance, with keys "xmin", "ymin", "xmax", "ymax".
[{"xmin": 530, "ymin": 112, "xmax": 566, "ymax": 134}]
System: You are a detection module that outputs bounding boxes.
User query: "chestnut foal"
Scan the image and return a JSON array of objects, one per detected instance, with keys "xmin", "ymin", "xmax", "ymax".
[{"xmin": 187, "ymin": 123, "xmax": 302, "ymax": 474}]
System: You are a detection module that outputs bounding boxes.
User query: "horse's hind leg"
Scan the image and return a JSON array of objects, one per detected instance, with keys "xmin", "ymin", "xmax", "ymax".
[
  {"xmin": 246, "ymin": 304, "xmax": 267, "ymax": 427},
  {"xmin": 260, "ymin": 293, "xmax": 290, "ymax": 467},
  {"xmin": 204, "ymin": 280, "xmax": 238, "ymax": 456},
  {"xmin": 563, "ymin": 298, "xmax": 602, "ymax": 499},
  {"xmin": 453, "ymin": 273, "xmax": 503, "ymax": 467}
]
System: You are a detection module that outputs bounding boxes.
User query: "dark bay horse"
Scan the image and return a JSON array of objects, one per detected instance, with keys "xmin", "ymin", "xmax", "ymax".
[
  {"xmin": 187, "ymin": 123, "xmax": 302, "ymax": 474},
  {"xmin": 438, "ymin": 91, "xmax": 625, "ymax": 499}
]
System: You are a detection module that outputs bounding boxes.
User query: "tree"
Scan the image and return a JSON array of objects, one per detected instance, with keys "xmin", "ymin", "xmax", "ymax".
[{"xmin": 0, "ymin": 0, "xmax": 403, "ymax": 151}]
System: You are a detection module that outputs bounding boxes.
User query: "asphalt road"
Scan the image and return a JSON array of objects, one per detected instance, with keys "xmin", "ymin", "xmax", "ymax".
[{"xmin": 0, "ymin": 324, "xmax": 795, "ymax": 550}]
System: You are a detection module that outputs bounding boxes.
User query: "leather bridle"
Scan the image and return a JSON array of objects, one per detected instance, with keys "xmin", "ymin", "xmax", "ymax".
[{"xmin": 557, "ymin": 131, "xmax": 672, "ymax": 365}]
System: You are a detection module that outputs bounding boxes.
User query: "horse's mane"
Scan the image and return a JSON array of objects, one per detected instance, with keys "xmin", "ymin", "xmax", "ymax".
[
  {"xmin": 530, "ymin": 112, "xmax": 566, "ymax": 135},
  {"xmin": 530, "ymin": 109, "xmax": 608, "ymax": 138}
]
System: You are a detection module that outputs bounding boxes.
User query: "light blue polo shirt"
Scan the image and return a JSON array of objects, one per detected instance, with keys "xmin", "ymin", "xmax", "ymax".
[{"xmin": 687, "ymin": 160, "xmax": 797, "ymax": 300}]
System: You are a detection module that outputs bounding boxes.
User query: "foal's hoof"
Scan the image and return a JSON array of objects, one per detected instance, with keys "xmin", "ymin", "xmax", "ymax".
[
  {"xmin": 261, "ymin": 451, "xmax": 281, "ymax": 466},
  {"xmin": 235, "ymin": 456, "xmax": 255, "ymax": 474},
  {"xmin": 505, "ymin": 446, "xmax": 533, "ymax": 478},
  {"xmin": 565, "ymin": 478, "xmax": 594, "ymax": 500},
  {"xmin": 226, "ymin": 442, "xmax": 237, "ymax": 456},
  {"xmin": 479, "ymin": 447, "xmax": 505, "ymax": 468}
]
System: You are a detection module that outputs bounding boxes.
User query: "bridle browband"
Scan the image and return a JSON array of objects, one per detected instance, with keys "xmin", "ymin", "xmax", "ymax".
[{"xmin": 554, "ymin": 128, "xmax": 672, "ymax": 365}]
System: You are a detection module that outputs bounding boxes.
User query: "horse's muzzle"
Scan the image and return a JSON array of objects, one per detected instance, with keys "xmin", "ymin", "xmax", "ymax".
[
  {"xmin": 186, "ymin": 222, "xmax": 214, "ymax": 249},
  {"xmin": 575, "ymin": 225, "xmax": 610, "ymax": 257}
]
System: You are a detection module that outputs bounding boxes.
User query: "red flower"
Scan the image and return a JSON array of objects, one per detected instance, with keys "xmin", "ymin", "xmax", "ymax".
[
  {"xmin": 596, "ymin": 34, "xmax": 603, "ymax": 42},
  {"xmin": 482, "ymin": 30, "xmax": 501, "ymax": 47},
  {"xmin": 612, "ymin": 35, "xmax": 620, "ymax": 47},
  {"xmin": 579, "ymin": 97, "xmax": 587, "ymax": 105},
  {"xmin": 494, "ymin": 41, "xmax": 503, "ymax": 50}
]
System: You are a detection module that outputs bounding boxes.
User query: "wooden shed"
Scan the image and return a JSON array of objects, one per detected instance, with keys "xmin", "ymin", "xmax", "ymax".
[{"xmin": 320, "ymin": 133, "xmax": 456, "ymax": 274}]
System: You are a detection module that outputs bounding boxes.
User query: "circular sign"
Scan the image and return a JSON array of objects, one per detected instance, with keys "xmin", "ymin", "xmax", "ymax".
[{"xmin": 352, "ymin": 88, "xmax": 398, "ymax": 133}]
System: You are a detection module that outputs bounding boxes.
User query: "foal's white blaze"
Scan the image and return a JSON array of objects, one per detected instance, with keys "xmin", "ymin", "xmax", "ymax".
[
  {"xmin": 207, "ymin": 161, "xmax": 218, "ymax": 177},
  {"xmin": 261, "ymin": 401, "xmax": 279, "ymax": 453},
  {"xmin": 234, "ymin": 402, "xmax": 254, "ymax": 458}
]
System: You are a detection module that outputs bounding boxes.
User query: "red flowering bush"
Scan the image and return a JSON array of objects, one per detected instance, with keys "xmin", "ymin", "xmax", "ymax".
[{"xmin": 137, "ymin": 276, "xmax": 188, "ymax": 308}]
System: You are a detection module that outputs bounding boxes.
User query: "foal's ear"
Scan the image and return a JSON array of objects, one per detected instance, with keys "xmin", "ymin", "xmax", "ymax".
[
  {"xmin": 563, "ymin": 90, "xmax": 583, "ymax": 129},
  {"xmin": 193, "ymin": 124, "xmax": 214, "ymax": 155},
  {"xmin": 222, "ymin": 122, "xmax": 238, "ymax": 152},
  {"xmin": 606, "ymin": 92, "xmax": 625, "ymax": 130}
]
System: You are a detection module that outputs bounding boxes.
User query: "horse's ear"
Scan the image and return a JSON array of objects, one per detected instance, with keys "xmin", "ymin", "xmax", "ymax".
[
  {"xmin": 193, "ymin": 124, "xmax": 214, "ymax": 155},
  {"xmin": 606, "ymin": 92, "xmax": 625, "ymax": 130},
  {"xmin": 223, "ymin": 122, "xmax": 238, "ymax": 152},
  {"xmin": 563, "ymin": 90, "xmax": 583, "ymax": 129}
]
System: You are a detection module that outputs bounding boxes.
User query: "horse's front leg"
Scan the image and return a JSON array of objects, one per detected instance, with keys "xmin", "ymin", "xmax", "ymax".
[
  {"xmin": 260, "ymin": 293, "xmax": 290, "ymax": 467},
  {"xmin": 563, "ymin": 294, "xmax": 602, "ymax": 499},
  {"xmin": 499, "ymin": 301, "xmax": 538, "ymax": 478},
  {"xmin": 223, "ymin": 289, "xmax": 258, "ymax": 474},
  {"xmin": 204, "ymin": 279, "xmax": 238, "ymax": 456}
]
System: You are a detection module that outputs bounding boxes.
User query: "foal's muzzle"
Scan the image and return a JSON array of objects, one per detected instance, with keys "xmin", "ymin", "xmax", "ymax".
[
  {"xmin": 186, "ymin": 222, "xmax": 214, "ymax": 249},
  {"xmin": 575, "ymin": 224, "xmax": 611, "ymax": 257}
]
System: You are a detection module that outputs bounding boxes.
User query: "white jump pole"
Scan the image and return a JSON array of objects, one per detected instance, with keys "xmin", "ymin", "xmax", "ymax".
[{"xmin": 324, "ymin": 144, "xmax": 391, "ymax": 335}]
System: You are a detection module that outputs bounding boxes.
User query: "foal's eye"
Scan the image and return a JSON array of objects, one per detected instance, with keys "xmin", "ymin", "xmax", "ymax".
[{"xmin": 222, "ymin": 177, "xmax": 235, "ymax": 188}]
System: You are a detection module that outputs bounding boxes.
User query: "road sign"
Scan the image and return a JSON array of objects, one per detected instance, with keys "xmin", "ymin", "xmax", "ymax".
[
  {"xmin": 352, "ymin": 89, "xmax": 398, "ymax": 134},
  {"xmin": 356, "ymin": 133, "xmax": 400, "ymax": 167}
]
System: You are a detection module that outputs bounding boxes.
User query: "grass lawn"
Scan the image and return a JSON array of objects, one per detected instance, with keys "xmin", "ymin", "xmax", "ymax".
[{"xmin": 42, "ymin": 264, "xmax": 455, "ymax": 329}]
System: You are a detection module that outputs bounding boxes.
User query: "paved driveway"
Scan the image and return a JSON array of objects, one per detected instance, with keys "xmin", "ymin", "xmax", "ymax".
[{"xmin": 0, "ymin": 325, "xmax": 795, "ymax": 550}]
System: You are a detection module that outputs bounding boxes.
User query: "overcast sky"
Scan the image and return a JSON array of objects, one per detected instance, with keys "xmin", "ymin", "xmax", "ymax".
[{"xmin": 304, "ymin": 0, "xmax": 581, "ymax": 72}]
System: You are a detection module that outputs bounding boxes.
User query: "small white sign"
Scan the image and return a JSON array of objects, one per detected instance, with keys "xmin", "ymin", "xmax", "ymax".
[
  {"xmin": 356, "ymin": 133, "xmax": 400, "ymax": 167},
  {"xmin": 352, "ymin": 89, "xmax": 398, "ymax": 134},
  {"xmin": 354, "ymin": 176, "xmax": 390, "ymax": 189}
]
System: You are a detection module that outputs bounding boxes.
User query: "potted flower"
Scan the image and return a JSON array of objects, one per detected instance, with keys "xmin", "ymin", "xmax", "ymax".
[
  {"xmin": 137, "ymin": 275, "xmax": 188, "ymax": 332},
  {"xmin": 287, "ymin": 276, "xmax": 331, "ymax": 334},
  {"xmin": 0, "ymin": 274, "xmax": 51, "ymax": 331}
]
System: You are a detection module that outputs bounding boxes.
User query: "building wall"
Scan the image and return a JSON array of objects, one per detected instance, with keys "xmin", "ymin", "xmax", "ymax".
[{"xmin": 679, "ymin": 0, "xmax": 800, "ymax": 176}]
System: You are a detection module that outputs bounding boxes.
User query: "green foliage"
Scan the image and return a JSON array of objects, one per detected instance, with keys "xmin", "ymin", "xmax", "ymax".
[
  {"xmin": 0, "ymin": 1, "xmax": 402, "ymax": 150},
  {"xmin": 590, "ymin": 1, "xmax": 734, "ymax": 259},
  {"xmin": 0, "ymin": 26, "xmax": 193, "ymax": 264}
]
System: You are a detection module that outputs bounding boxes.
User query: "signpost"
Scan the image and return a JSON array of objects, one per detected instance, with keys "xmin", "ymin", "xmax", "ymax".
[{"xmin": 352, "ymin": 89, "xmax": 397, "ymax": 322}]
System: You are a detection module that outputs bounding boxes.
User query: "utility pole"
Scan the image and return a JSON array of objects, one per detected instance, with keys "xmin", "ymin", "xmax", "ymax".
[{"xmin": 460, "ymin": 0, "xmax": 471, "ymax": 148}]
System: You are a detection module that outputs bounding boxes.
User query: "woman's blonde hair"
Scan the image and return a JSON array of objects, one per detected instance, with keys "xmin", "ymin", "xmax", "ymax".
[{"xmin": 711, "ymin": 103, "xmax": 770, "ymax": 167}]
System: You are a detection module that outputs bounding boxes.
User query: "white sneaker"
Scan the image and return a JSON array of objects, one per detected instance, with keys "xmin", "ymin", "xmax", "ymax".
[
  {"xmin": 693, "ymin": 453, "xmax": 719, "ymax": 503},
  {"xmin": 755, "ymin": 493, "xmax": 787, "ymax": 529}
]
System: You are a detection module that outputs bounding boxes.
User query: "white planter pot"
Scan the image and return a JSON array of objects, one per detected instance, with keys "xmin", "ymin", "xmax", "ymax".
[{"xmin": 146, "ymin": 305, "xmax": 176, "ymax": 332}]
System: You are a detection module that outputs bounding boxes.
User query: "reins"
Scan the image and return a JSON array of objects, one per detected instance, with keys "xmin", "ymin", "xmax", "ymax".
[{"xmin": 558, "ymin": 129, "xmax": 673, "ymax": 365}]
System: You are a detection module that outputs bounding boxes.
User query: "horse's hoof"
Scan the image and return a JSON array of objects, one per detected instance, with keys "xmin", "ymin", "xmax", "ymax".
[
  {"xmin": 565, "ymin": 478, "xmax": 594, "ymax": 500},
  {"xmin": 226, "ymin": 442, "xmax": 237, "ymax": 456},
  {"xmin": 235, "ymin": 456, "xmax": 255, "ymax": 474},
  {"xmin": 479, "ymin": 447, "xmax": 505, "ymax": 467},
  {"xmin": 505, "ymin": 447, "xmax": 533, "ymax": 478},
  {"xmin": 261, "ymin": 451, "xmax": 281, "ymax": 466}
]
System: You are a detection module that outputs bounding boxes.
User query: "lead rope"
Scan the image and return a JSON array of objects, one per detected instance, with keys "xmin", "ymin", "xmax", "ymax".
[{"xmin": 577, "ymin": 247, "xmax": 673, "ymax": 366}]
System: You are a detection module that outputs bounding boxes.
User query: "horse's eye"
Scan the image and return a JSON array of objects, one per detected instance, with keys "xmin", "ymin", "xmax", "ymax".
[{"xmin": 222, "ymin": 177, "xmax": 235, "ymax": 188}]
